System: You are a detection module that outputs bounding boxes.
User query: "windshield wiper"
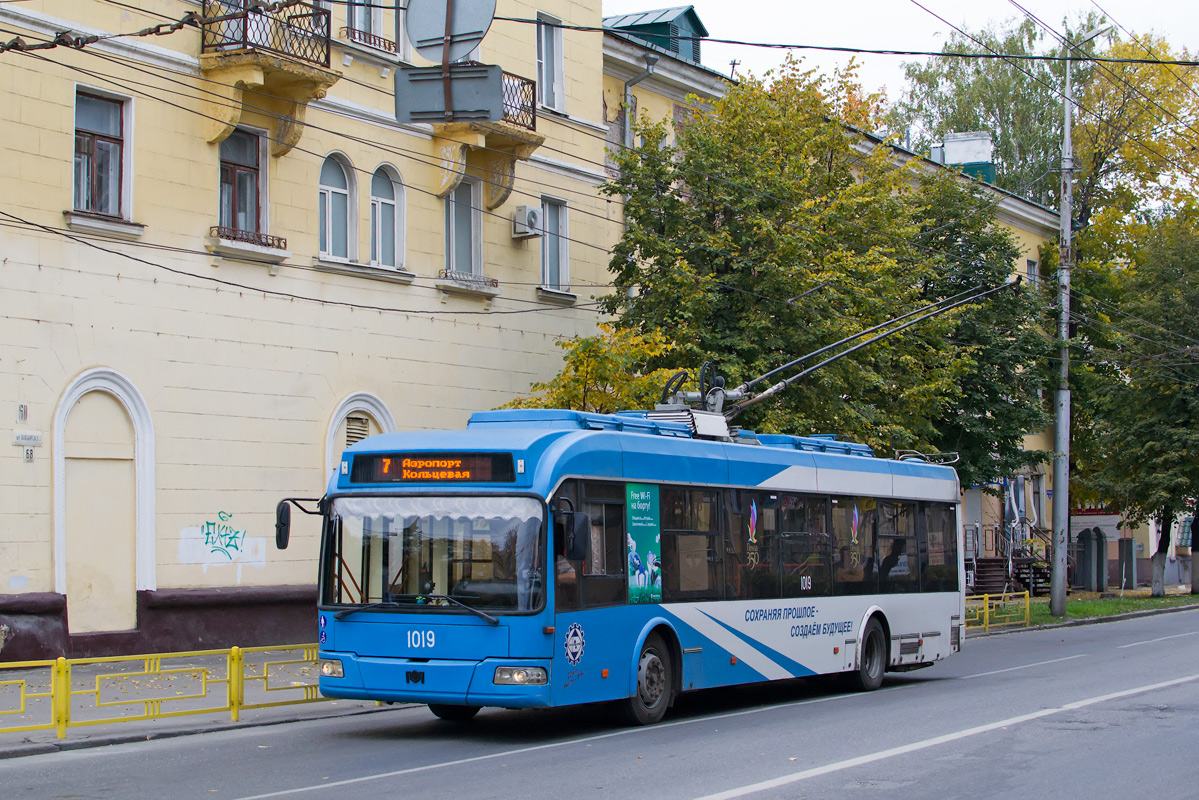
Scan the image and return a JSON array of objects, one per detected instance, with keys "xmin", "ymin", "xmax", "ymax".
[
  {"xmin": 400, "ymin": 593, "xmax": 500, "ymax": 625},
  {"xmin": 333, "ymin": 600, "xmax": 402, "ymax": 619},
  {"xmin": 333, "ymin": 595, "xmax": 500, "ymax": 625}
]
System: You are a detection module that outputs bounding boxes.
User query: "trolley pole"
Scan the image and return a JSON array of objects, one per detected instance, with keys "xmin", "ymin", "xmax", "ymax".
[{"xmin": 1051, "ymin": 25, "xmax": 1109, "ymax": 617}]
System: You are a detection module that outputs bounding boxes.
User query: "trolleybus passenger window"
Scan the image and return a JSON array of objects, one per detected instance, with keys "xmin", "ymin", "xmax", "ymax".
[
  {"xmin": 779, "ymin": 495, "xmax": 832, "ymax": 597},
  {"xmin": 660, "ymin": 487, "xmax": 722, "ymax": 601},
  {"xmin": 581, "ymin": 492, "xmax": 627, "ymax": 608},
  {"xmin": 726, "ymin": 491, "xmax": 781, "ymax": 599},
  {"xmin": 877, "ymin": 501, "xmax": 918, "ymax": 593},
  {"xmin": 831, "ymin": 497, "xmax": 878, "ymax": 595},
  {"xmin": 919, "ymin": 502, "xmax": 958, "ymax": 592}
]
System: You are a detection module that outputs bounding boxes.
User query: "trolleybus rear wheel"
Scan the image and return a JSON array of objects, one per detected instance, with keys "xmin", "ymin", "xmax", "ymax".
[
  {"xmin": 845, "ymin": 618, "xmax": 886, "ymax": 692},
  {"xmin": 428, "ymin": 703, "xmax": 481, "ymax": 721},
  {"xmin": 621, "ymin": 632, "xmax": 672, "ymax": 725}
]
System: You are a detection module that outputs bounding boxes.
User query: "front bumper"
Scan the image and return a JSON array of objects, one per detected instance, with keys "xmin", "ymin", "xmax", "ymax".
[{"xmin": 318, "ymin": 652, "xmax": 552, "ymax": 709}]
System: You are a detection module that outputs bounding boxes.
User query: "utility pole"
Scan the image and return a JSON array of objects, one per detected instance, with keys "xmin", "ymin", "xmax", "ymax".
[{"xmin": 1052, "ymin": 25, "xmax": 1111, "ymax": 617}]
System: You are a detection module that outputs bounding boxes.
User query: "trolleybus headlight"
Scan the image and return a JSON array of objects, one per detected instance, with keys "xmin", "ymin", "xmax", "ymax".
[
  {"xmin": 493, "ymin": 666, "xmax": 547, "ymax": 685},
  {"xmin": 318, "ymin": 659, "xmax": 344, "ymax": 678}
]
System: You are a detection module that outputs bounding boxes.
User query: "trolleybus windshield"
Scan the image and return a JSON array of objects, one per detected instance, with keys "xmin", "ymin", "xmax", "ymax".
[{"xmin": 322, "ymin": 496, "xmax": 545, "ymax": 613}]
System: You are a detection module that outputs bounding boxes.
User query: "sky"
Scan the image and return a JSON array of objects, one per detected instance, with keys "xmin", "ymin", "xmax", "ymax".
[{"xmin": 600, "ymin": 0, "xmax": 1199, "ymax": 102}]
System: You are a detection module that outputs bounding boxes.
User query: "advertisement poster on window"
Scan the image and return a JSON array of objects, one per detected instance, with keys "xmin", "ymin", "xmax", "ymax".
[{"xmin": 627, "ymin": 483, "xmax": 661, "ymax": 603}]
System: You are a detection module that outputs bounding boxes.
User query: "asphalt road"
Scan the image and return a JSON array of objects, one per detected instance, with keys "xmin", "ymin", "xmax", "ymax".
[{"xmin": 5, "ymin": 609, "xmax": 1198, "ymax": 800}]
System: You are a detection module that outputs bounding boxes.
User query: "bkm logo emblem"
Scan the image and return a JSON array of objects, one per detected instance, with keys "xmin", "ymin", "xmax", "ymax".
[{"xmin": 405, "ymin": 670, "xmax": 426, "ymax": 684}]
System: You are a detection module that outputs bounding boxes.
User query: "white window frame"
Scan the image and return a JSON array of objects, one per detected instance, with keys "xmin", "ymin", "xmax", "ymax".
[
  {"xmin": 396, "ymin": 6, "xmax": 413, "ymax": 61},
  {"xmin": 349, "ymin": 0, "xmax": 381, "ymax": 36},
  {"xmin": 536, "ymin": 12, "xmax": 564, "ymax": 111},
  {"xmin": 444, "ymin": 178, "xmax": 483, "ymax": 276},
  {"xmin": 370, "ymin": 166, "xmax": 405, "ymax": 270},
  {"xmin": 540, "ymin": 195, "xmax": 568, "ymax": 291},
  {"xmin": 1025, "ymin": 258, "xmax": 1039, "ymax": 288},
  {"xmin": 73, "ymin": 85, "xmax": 134, "ymax": 221},
  {"xmin": 319, "ymin": 154, "xmax": 357, "ymax": 262}
]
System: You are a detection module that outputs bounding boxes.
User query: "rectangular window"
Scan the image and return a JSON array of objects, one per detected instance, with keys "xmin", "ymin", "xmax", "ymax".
[
  {"xmin": 877, "ymin": 502, "xmax": 919, "ymax": 593},
  {"xmin": 1026, "ymin": 259, "xmax": 1039, "ymax": 288},
  {"xmin": 73, "ymin": 93, "xmax": 124, "ymax": 217},
  {"xmin": 349, "ymin": 0, "xmax": 375, "ymax": 34},
  {"xmin": 551, "ymin": 481, "xmax": 628, "ymax": 610},
  {"xmin": 919, "ymin": 502, "xmax": 959, "ymax": 592},
  {"xmin": 219, "ymin": 129, "xmax": 260, "ymax": 233},
  {"xmin": 541, "ymin": 197, "xmax": 567, "ymax": 290},
  {"xmin": 661, "ymin": 487, "xmax": 721, "ymax": 601},
  {"xmin": 444, "ymin": 179, "xmax": 480, "ymax": 275},
  {"xmin": 778, "ymin": 495, "xmax": 832, "ymax": 597},
  {"xmin": 536, "ymin": 13, "xmax": 563, "ymax": 110},
  {"xmin": 831, "ymin": 497, "xmax": 878, "ymax": 595},
  {"xmin": 728, "ymin": 491, "xmax": 779, "ymax": 599}
]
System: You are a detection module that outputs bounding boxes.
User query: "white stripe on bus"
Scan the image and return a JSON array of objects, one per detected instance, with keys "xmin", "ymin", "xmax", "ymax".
[{"xmin": 665, "ymin": 605, "xmax": 794, "ymax": 681}]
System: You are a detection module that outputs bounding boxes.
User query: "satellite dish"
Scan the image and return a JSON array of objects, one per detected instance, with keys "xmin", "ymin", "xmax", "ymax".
[{"xmin": 406, "ymin": 0, "xmax": 497, "ymax": 65}]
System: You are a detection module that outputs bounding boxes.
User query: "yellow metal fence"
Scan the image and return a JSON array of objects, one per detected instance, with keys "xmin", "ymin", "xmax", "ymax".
[
  {"xmin": 0, "ymin": 644, "xmax": 324, "ymax": 739},
  {"xmin": 965, "ymin": 592, "xmax": 1031, "ymax": 632}
]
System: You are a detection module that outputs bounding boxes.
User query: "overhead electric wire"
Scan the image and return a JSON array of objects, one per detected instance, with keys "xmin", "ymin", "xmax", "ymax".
[
  {"xmin": 908, "ymin": 0, "xmax": 1197, "ymax": 182},
  {"xmin": 0, "ymin": 208, "xmax": 611, "ymax": 318},
  {"xmin": 0, "ymin": 36, "xmax": 956, "ymax": 316},
  {"xmin": 496, "ymin": 15, "xmax": 1199, "ymax": 68},
  {"xmin": 1005, "ymin": 0, "xmax": 1199, "ymax": 146},
  {"xmin": 2, "ymin": 9, "xmax": 1066, "ymax": 340}
]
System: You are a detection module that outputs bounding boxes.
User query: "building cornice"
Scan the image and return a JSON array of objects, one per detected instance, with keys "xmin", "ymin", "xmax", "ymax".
[
  {"xmin": 603, "ymin": 32, "xmax": 729, "ymax": 104},
  {"xmin": 1, "ymin": 5, "xmax": 199, "ymax": 73}
]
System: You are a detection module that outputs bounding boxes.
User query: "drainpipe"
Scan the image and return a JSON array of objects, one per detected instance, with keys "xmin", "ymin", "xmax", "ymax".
[{"xmin": 623, "ymin": 53, "xmax": 659, "ymax": 151}]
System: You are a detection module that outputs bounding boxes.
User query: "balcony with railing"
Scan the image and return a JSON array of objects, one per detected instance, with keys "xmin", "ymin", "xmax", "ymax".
[
  {"xmin": 197, "ymin": 0, "xmax": 340, "ymax": 157},
  {"xmin": 201, "ymin": 0, "xmax": 331, "ymax": 68},
  {"xmin": 426, "ymin": 67, "xmax": 544, "ymax": 210},
  {"xmin": 339, "ymin": 25, "xmax": 397, "ymax": 54},
  {"xmin": 500, "ymin": 71, "xmax": 536, "ymax": 131}
]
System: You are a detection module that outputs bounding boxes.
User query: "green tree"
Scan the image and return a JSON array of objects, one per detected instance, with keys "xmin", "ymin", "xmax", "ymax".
[
  {"xmin": 1081, "ymin": 216, "xmax": 1199, "ymax": 596},
  {"xmin": 1074, "ymin": 36, "xmax": 1199, "ymax": 237},
  {"xmin": 504, "ymin": 324, "xmax": 677, "ymax": 413},
  {"xmin": 887, "ymin": 18, "xmax": 1066, "ymax": 205},
  {"xmin": 914, "ymin": 173, "xmax": 1053, "ymax": 489},
  {"xmin": 601, "ymin": 59, "xmax": 1015, "ymax": 461}
]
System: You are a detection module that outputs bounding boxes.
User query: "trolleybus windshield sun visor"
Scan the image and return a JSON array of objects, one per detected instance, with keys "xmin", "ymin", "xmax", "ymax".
[{"xmin": 323, "ymin": 496, "xmax": 544, "ymax": 613}]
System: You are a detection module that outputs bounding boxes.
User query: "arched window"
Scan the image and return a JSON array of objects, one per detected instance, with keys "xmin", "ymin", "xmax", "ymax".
[
  {"xmin": 326, "ymin": 392, "xmax": 398, "ymax": 479},
  {"xmin": 319, "ymin": 156, "xmax": 352, "ymax": 259},
  {"xmin": 370, "ymin": 168, "xmax": 404, "ymax": 269}
]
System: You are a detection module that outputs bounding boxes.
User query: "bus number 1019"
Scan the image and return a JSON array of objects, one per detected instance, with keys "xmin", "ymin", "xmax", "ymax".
[{"xmin": 408, "ymin": 630, "xmax": 435, "ymax": 648}]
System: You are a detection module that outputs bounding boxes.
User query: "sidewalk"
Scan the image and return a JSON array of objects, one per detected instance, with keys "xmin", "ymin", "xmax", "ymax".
[
  {"xmin": 0, "ymin": 647, "xmax": 418, "ymax": 760},
  {"xmin": 0, "ymin": 695, "xmax": 408, "ymax": 760}
]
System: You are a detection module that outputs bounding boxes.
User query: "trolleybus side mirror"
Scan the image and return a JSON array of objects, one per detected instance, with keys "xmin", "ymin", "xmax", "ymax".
[
  {"xmin": 275, "ymin": 501, "xmax": 291, "ymax": 550},
  {"xmin": 564, "ymin": 512, "xmax": 591, "ymax": 562}
]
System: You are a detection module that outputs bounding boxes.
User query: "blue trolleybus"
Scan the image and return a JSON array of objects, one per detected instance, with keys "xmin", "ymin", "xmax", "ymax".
[{"xmin": 277, "ymin": 406, "xmax": 963, "ymax": 724}]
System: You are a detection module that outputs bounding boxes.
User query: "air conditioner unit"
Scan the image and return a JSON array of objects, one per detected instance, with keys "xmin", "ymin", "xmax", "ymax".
[{"xmin": 512, "ymin": 205, "xmax": 543, "ymax": 238}]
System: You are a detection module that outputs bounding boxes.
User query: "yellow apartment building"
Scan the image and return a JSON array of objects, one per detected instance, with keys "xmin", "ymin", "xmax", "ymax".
[{"xmin": 0, "ymin": 0, "xmax": 734, "ymax": 660}]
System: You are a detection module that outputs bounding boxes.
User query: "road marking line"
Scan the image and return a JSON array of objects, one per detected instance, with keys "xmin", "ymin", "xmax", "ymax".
[
  {"xmin": 229, "ymin": 687, "xmax": 892, "ymax": 800},
  {"xmin": 960, "ymin": 654, "xmax": 1086, "ymax": 678},
  {"xmin": 1117, "ymin": 631, "xmax": 1199, "ymax": 649},
  {"xmin": 692, "ymin": 673, "xmax": 1199, "ymax": 800}
]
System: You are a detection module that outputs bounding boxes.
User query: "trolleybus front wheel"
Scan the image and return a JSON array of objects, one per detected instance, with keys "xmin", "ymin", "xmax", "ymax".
[
  {"xmin": 844, "ymin": 618, "xmax": 886, "ymax": 692},
  {"xmin": 428, "ymin": 703, "xmax": 481, "ymax": 721},
  {"xmin": 621, "ymin": 632, "xmax": 672, "ymax": 725}
]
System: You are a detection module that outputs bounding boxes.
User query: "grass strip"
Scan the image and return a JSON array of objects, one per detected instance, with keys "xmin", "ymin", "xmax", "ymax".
[{"xmin": 1027, "ymin": 593, "xmax": 1198, "ymax": 628}]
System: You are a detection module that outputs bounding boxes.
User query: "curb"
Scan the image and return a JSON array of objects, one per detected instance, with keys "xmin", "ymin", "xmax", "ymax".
[
  {"xmin": 967, "ymin": 601, "xmax": 1199, "ymax": 638},
  {"xmin": 0, "ymin": 702, "xmax": 421, "ymax": 761}
]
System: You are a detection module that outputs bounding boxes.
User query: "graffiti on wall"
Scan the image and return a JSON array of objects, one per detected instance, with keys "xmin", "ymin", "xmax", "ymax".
[
  {"xmin": 204, "ymin": 511, "xmax": 245, "ymax": 559},
  {"xmin": 178, "ymin": 512, "xmax": 266, "ymax": 582}
]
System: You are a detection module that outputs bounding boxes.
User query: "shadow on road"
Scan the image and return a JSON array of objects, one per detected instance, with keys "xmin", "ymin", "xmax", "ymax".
[{"xmin": 336, "ymin": 673, "xmax": 943, "ymax": 747}]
